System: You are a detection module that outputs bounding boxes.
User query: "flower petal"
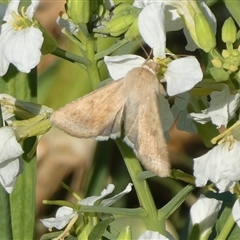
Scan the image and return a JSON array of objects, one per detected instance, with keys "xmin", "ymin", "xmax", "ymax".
[
  {"xmin": 26, "ymin": 0, "xmax": 40, "ymax": 20},
  {"xmin": 165, "ymin": 56, "xmax": 203, "ymax": 96},
  {"xmin": 78, "ymin": 184, "xmax": 115, "ymax": 206},
  {"xmin": 190, "ymin": 194, "xmax": 222, "ymax": 239},
  {"xmin": 133, "ymin": 0, "xmax": 150, "ymax": 8},
  {"xmin": 138, "ymin": 2, "xmax": 166, "ymax": 58},
  {"xmin": 207, "ymin": 86, "xmax": 240, "ymax": 128},
  {"xmin": 40, "ymin": 206, "xmax": 77, "ymax": 230},
  {"xmin": 194, "ymin": 140, "xmax": 240, "ymax": 192},
  {"xmin": 57, "ymin": 16, "xmax": 79, "ymax": 34},
  {"xmin": 188, "ymin": 111, "xmax": 210, "ymax": 125},
  {"xmin": 101, "ymin": 183, "xmax": 133, "ymax": 207},
  {"xmin": 232, "ymin": 199, "xmax": 240, "ymax": 227},
  {"xmin": 2, "ymin": 26, "xmax": 43, "ymax": 73},
  {"xmin": 0, "ymin": 157, "xmax": 21, "ymax": 193},
  {"xmin": 138, "ymin": 230, "xmax": 175, "ymax": 240},
  {"xmin": 164, "ymin": 5, "xmax": 184, "ymax": 32},
  {"xmin": 0, "ymin": 127, "xmax": 24, "ymax": 163},
  {"xmin": 3, "ymin": 0, "xmax": 19, "ymax": 22},
  {"xmin": 104, "ymin": 55, "xmax": 145, "ymax": 80}
]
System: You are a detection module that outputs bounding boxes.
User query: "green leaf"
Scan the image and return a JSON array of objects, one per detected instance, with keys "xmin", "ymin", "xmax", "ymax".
[
  {"xmin": 88, "ymin": 217, "xmax": 114, "ymax": 240},
  {"xmin": 0, "ymin": 66, "xmax": 37, "ymax": 240},
  {"xmin": 216, "ymin": 204, "xmax": 240, "ymax": 240},
  {"xmin": 160, "ymin": 184, "xmax": 195, "ymax": 219}
]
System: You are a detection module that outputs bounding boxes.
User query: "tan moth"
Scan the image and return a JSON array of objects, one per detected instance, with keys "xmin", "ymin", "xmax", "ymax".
[{"xmin": 50, "ymin": 60, "xmax": 170, "ymax": 177}]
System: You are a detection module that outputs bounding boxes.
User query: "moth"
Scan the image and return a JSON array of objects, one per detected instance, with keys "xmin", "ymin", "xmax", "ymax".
[{"xmin": 50, "ymin": 60, "xmax": 170, "ymax": 177}]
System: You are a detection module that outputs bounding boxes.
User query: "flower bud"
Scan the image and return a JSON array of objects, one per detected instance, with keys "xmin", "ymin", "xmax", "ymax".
[
  {"xmin": 222, "ymin": 17, "xmax": 237, "ymax": 43},
  {"xmin": 106, "ymin": 5, "xmax": 140, "ymax": 37},
  {"xmin": 66, "ymin": 0, "xmax": 90, "ymax": 24},
  {"xmin": 112, "ymin": 3, "xmax": 132, "ymax": 15},
  {"xmin": 194, "ymin": 13, "xmax": 216, "ymax": 52},
  {"xmin": 107, "ymin": 14, "xmax": 136, "ymax": 37},
  {"xmin": 124, "ymin": 17, "xmax": 140, "ymax": 41},
  {"xmin": 210, "ymin": 67, "xmax": 229, "ymax": 82}
]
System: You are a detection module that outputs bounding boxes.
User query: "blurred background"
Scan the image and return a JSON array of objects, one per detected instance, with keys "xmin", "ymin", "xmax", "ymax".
[{"xmin": 35, "ymin": 0, "xmax": 230, "ymax": 238}]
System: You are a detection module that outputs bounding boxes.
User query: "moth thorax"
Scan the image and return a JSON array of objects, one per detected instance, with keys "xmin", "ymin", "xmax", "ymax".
[{"xmin": 144, "ymin": 60, "xmax": 160, "ymax": 74}]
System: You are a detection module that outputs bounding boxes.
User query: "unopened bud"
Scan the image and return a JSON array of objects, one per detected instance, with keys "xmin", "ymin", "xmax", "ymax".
[
  {"xmin": 194, "ymin": 13, "xmax": 216, "ymax": 52},
  {"xmin": 222, "ymin": 17, "xmax": 237, "ymax": 43},
  {"xmin": 66, "ymin": 0, "xmax": 90, "ymax": 24}
]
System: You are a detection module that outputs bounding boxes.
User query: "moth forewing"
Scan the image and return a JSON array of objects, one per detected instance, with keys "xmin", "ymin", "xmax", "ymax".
[
  {"xmin": 50, "ymin": 60, "xmax": 171, "ymax": 177},
  {"xmin": 122, "ymin": 65, "xmax": 170, "ymax": 177},
  {"xmin": 50, "ymin": 78, "xmax": 125, "ymax": 139}
]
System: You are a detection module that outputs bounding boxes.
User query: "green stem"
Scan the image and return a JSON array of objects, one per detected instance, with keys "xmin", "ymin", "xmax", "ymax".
[
  {"xmin": 216, "ymin": 212, "xmax": 235, "ymax": 240},
  {"xmin": 79, "ymin": 206, "xmax": 146, "ymax": 218},
  {"xmin": 52, "ymin": 47, "xmax": 91, "ymax": 67},
  {"xmin": 85, "ymin": 37, "xmax": 102, "ymax": 90},
  {"xmin": 116, "ymin": 139, "xmax": 165, "ymax": 234}
]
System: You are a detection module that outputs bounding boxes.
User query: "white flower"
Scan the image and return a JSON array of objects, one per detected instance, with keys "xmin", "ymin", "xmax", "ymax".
[
  {"xmin": 104, "ymin": 53, "xmax": 202, "ymax": 97},
  {"xmin": 138, "ymin": 230, "xmax": 175, "ymax": 240},
  {"xmin": 189, "ymin": 85, "xmax": 240, "ymax": 128},
  {"xmin": 40, "ymin": 206, "xmax": 77, "ymax": 230},
  {"xmin": 194, "ymin": 138, "xmax": 240, "ymax": 192},
  {"xmin": 41, "ymin": 183, "xmax": 133, "ymax": 230},
  {"xmin": 164, "ymin": 56, "xmax": 203, "ymax": 96},
  {"xmin": 0, "ymin": 127, "xmax": 23, "ymax": 193},
  {"xmin": 190, "ymin": 194, "xmax": 222, "ymax": 239},
  {"xmin": 134, "ymin": 2, "xmax": 203, "ymax": 96},
  {"xmin": 232, "ymin": 199, "xmax": 240, "ymax": 227},
  {"xmin": 0, "ymin": 0, "xmax": 43, "ymax": 76},
  {"xmin": 78, "ymin": 183, "xmax": 132, "ymax": 207},
  {"xmin": 134, "ymin": 0, "xmax": 216, "ymax": 52}
]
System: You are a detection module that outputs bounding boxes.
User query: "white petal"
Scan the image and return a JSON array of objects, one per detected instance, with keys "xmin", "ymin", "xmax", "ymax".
[
  {"xmin": 0, "ymin": 127, "xmax": 24, "ymax": 163},
  {"xmin": 138, "ymin": 230, "xmax": 174, "ymax": 240},
  {"xmin": 40, "ymin": 206, "xmax": 77, "ymax": 230},
  {"xmin": 184, "ymin": 27, "xmax": 199, "ymax": 52},
  {"xmin": 138, "ymin": 3, "xmax": 166, "ymax": 58},
  {"xmin": 26, "ymin": 0, "xmax": 39, "ymax": 20},
  {"xmin": 78, "ymin": 184, "xmax": 115, "ymax": 206},
  {"xmin": 3, "ymin": 0, "xmax": 19, "ymax": 21},
  {"xmin": 101, "ymin": 183, "xmax": 133, "ymax": 207},
  {"xmin": 0, "ymin": 158, "xmax": 21, "ymax": 193},
  {"xmin": 2, "ymin": 26, "xmax": 43, "ymax": 73},
  {"xmin": 104, "ymin": 55, "xmax": 145, "ymax": 80},
  {"xmin": 199, "ymin": 1, "xmax": 217, "ymax": 36},
  {"xmin": 194, "ymin": 140, "xmax": 240, "ymax": 192},
  {"xmin": 188, "ymin": 111, "xmax": 210, "ymax": 125},
  {"xmin": 0, "ymin": 94, "xmax": 16, "ymax": 121},
  {"xmin": 133, "ymin": 0, "xmax": 151, "ymax": 8},
  {"xmin": 165, "ymin": 6, "xmax": 183, "ymax": 32},
  {"xmin": 57, "ymin": 17, "xmax": 79, "ymax": 34},
  {"xmin": 0, "ymin": 50, "xmax": 10, "ymax": 76},
  {"xmin": 165, "ymin": 56, "xmax": 203, "ymax": 96},
  {"xmin": 232, "ymin": 199, "xmax": 240, "ymax": 227},
  {"xmin": 190, "ymin": 194, "xmax": 222, "ymax": 238},
  {"xmin": 207, "ymin": 86, "xmax": 240, "ymax": 128}
]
